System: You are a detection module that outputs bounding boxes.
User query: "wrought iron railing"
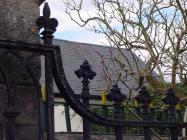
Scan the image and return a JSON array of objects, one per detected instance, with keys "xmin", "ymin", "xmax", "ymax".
[
  {"xmin": 54, "ymin": 100, "xmax": 184, "ymax": 134},
  {"xmin": 38, "ymin": 3, "xmax": 187, "ymax": 140},
  {"xmin": 1, "ymin": 2, "xmax": 187, "ymax": 140}
]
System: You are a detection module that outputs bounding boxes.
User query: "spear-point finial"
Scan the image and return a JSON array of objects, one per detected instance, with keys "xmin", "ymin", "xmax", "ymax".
[{"xmin": 43, "ymin": 2, "xmax": 51, "ymax": 18}]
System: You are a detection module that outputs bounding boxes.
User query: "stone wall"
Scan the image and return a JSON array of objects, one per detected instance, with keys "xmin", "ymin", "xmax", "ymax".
[
  {"xmin": 0, "ymin": 0, "xmax": 41, "ymax": 139},
  {"xmin": 0, "ymin": 0, "xmax": 39, "ymax": 43}
]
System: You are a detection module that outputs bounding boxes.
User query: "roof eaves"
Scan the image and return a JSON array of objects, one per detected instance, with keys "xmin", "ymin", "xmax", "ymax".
[{"xmin": 39, "ymin": 0, "xmax": 45, "ymax": 5}]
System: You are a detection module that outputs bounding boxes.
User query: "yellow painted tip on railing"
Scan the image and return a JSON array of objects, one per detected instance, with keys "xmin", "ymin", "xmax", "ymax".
[
  {"xmin": 149, "ymin": 101, "xmax": 154, "ymax": 108},
  {"xmin": 176, "ymin": 102, "xmax": 181, "ymax": 110},
  {"xmin": 101, "ymin": 90, "xmax": 107, "ymax": 105},
  {"xmin": 31, "ymin": 26, "xmax": 37, "ymax": 33},
  {"xmin": 42, "ymin": 83, "xmax": 47, "ymax": 102},
  {"xmin": 134, "ymin": 99, "xmax": 138, "ymax": 107},
  {"xmin": 122, "ymin": 102, "xmax": 127, "ymax": 107}
]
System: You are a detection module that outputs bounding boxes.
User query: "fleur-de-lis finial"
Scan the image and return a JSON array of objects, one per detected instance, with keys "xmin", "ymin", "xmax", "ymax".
[{"xmin": 36, "ymin": 2, "xmax": 58, "ymax": 44}]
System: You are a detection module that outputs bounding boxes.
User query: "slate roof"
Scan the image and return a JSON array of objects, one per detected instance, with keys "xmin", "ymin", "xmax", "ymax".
[
  {"xmin": 50, "ymin": 39, "xmax": 145, "ymax": 96},
  {"xmin": 39, "ymin": 0, "xmax": 45, "ymax": 5}
]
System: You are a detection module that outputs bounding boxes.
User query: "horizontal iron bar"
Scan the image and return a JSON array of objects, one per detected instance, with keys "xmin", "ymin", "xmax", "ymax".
[
  {"xmin": 54, "ymin": 92, "xmax": 101, "ymax": 100},
  {"xmin": 0, "ymin": 39, "xmax": 57, "ymax": 53}
]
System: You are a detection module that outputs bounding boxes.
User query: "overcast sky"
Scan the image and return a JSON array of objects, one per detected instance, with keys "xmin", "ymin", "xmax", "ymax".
[{"xmin": 40, "ymin": 0, "xmax": 107, "ymax": 45}]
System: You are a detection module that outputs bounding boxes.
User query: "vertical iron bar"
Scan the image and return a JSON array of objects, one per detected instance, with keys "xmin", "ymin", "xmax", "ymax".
[
  {"xmin": 45, "ymin": 53, "xmax": 54, "ymax": 140},
  {"xmin": 143, "ymin": 107, "xmax": 151, "ymax": 140},
  {"xmin": 6, "ymin": 118, "xmax": 15, "ymax": 140},
  {"xmin": 64, "ymin": 103, "xmax": 72, "ymax": 132},
  {"xmin": 81, "ymin": 73, "xmax": 91, "ymax": 140},
  {"xmin": 36, "ymin": 2, "xmax": 58, "ymax": 140},
  {"xmin": 102, "ymin": 105, "xmax": 110, "ymax": 133},
  {"xmin": 4, "ymin": 54, "xmax": 19, "ymax": 140},
  {"xmin": 135, "ymin": 86, "xmax": 153, "ymax": 140},
  {"xmin": 81, "ymin": 69, "xmax": 90, "ymax": 140},
  {"xmin": 162, "ymin": 89, "xmax": 179, "ymax": 140},
  {"xmin": 169, "ymin": 106, "xmax": 178, "ymax": 140},
  {"xmin": 114, "ymin": 105, "xmax": 124, "ymax": 140},
  {"xmin": 75, "ymin": 60, "xmax": 96, "ymax": 140},
  {"xmin": 176, "ymin": 110, "xmax": 182, "ymax": 136},
  {"xmin": 107, "ymin": 84, "xmax": 126, "ymax": 140},
  {"xmin": 82, "ymin": 96, "xmax": 90, "ymax": 140},
  {"xmin": 4, "ymin": 108, "xmax": 19, "ymax": 140},
  {"xmin": 122, "ymin": 106, "xmax": 125, "ymax": 134}
]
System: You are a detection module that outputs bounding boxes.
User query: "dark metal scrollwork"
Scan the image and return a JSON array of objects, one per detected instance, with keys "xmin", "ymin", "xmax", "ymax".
[{"xmin": 0, "ymin": 43, "xmax": 42, "ymax": 140}]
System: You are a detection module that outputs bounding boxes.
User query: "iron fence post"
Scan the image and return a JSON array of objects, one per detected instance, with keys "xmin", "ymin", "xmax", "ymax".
[
  {"xmin": 102, "ymin": 105, "xmax": 110, "ymax": 133},
  {"xmin": 3, "ymin": 65, "xmax": 20, "ymax": 140},
  {"xmin": 107, "ymin": 84, "xmax": 126, "ymax": 140},
  {"xmin": 143, "ymin": 108, "xmax": 151, "ymax": 140},
  {"xmin": 162, "ymin": 88, "xmax": 180, "ymax": 140},
  {"xmin": 36, "ymin": 2, "xmax": 58, "ymax": 140},
  {"xmin": 2, "ymin": 43, "xmax": 20, "ymax": 140},
  {"xmin": 150, "ymin": 108, "xmax": 155, "ymax": 120},
  {"xmin": 64, "ymin": 103, "xmax": 72, "ymax": 132},
  {"xmin": 4, "ymin": 107, "xmax": 19, "ymax": 140},
  {"xmin": 135, "ymin": 86, "xmax": 153, "ymax": 140},
  {"xmin": 75, "ymin": 60, "xmax": 96, "ymax": 140}
]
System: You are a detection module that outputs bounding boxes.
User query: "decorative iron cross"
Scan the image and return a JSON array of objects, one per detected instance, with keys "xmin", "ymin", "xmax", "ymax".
[
  {"xmin": 75, "ymin": 60, "xmax": 96, "ymax": 80},
  {"xmin": 135, "ymin": 86, "xmax": 153, "ymax": 108},
  {"xmin": 135, "ymin": 86, "xmax": 153, "ymax": 121},
  {"xmin": 107, "ymin": 84, "xmax": 126, "ymax": 106},
  {"xmin": 75, "ymin": 60, "xmax": 96, "ymax": 97},
  {"xmin": 162, "ymin": 88, "xmax": 180, "ymax": 121},
  {"xmin": 162, "ymin": 88, "xmax": 179, "ymax": 106}
]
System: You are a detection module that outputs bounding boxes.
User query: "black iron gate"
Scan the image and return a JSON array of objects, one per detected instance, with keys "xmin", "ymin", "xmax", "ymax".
[{"xmin": 0, "ymin": 2, "xmax": 187, "ymax": 140}]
